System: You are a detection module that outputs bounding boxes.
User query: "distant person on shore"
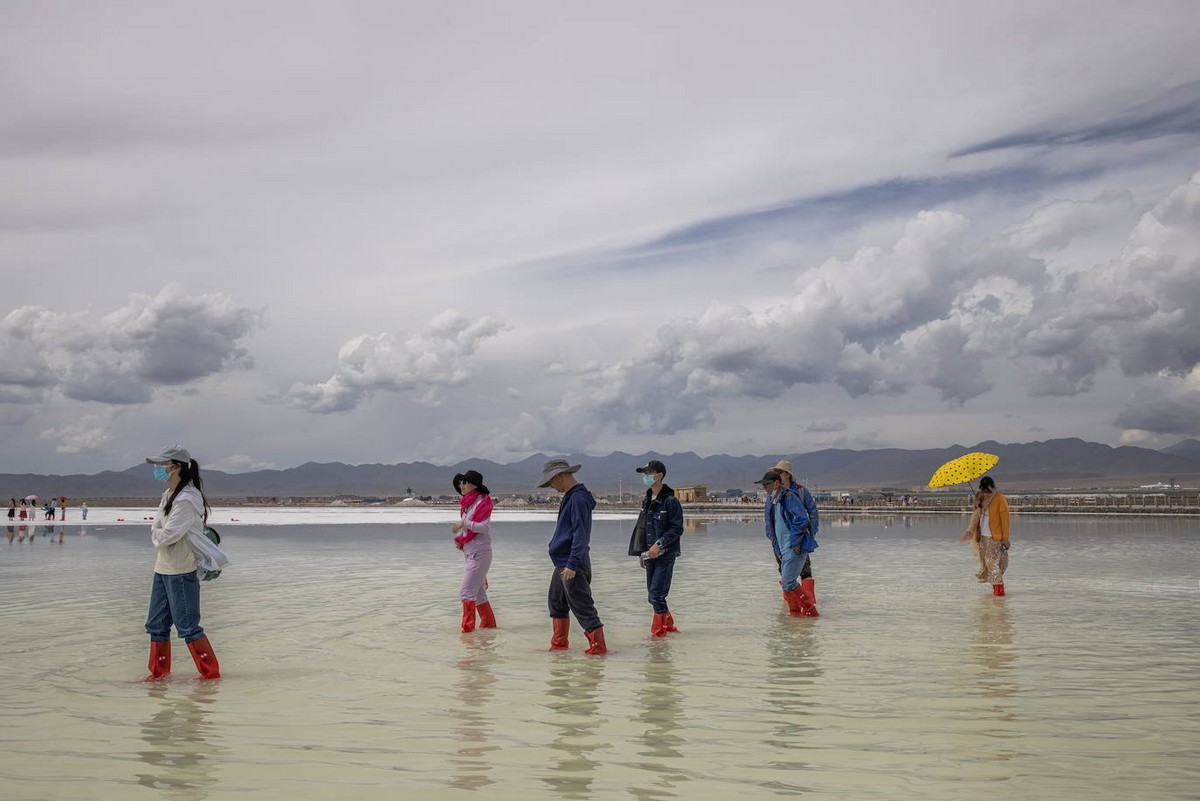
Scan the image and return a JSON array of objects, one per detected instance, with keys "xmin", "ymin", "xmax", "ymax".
[
  {"xmin": 452, "ymin": 469, "xmax": 497, "ymax": 633},
  {"xmin": 81, "ymin": 502, "xmax": 88, "ymax": 520},
  {"xmin": 757, "ymin": 470, "xmax": 819, "ymax": 617},
  {"xmin": 143, "ymin": 445, "xmax": 221, "ymax": 680},
  {"xmin": 627, "ymin": 459, "xmax": 683, "ymax": 637},
  {"xmin": 59, "ymin": 498, "xmax": 66, "ymax": 521},
  {"xmin": 770, "ymin": 460, "xmax": 820, "ymax": 604},
  {"xmin": 44, "ymin": 501, "xmax": 53, "ymax": 521},
  {"xmin": 539, "ymin": 458, "xmax": 606, "ymax": 654},
  {"xmin": 7, "ymin": 499, "xmax": 14, "ymax": 521},
  {"xmin": 972, "ymin": 476, "xmax": 1010, "ymax": 596},
  {"xmin": 19, "ymin": 500, "xmax": 27, "ymax": 521}
]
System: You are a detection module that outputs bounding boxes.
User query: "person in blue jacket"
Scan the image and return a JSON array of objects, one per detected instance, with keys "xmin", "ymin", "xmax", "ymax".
[
  {"xmin": 627, "ymin": 459, "xmax": 684, "ymax": 637},
  {"xmin": 757, "ymin": 470, "xmax": 819, "ymax": 617},
  {"xmin": 539, "ymin": 458, "xmax": 606, "ymax": 654},
  {"xmin": 770, "ymin": 460, "xmax": 820, "ymax": 603}
]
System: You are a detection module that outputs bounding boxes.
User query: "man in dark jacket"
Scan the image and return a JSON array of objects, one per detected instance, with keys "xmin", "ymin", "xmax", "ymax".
[
  {"xmin": 539, "ymin": 458, "xmax": 606, "ymax": 654},
  {"xmin": 628, "ymin": 459, "xmax": 684, "ymax": 637}
]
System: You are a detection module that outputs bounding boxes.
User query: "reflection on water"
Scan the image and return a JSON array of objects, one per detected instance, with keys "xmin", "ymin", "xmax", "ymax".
[
  {"xmin": 1, "ymin": 516, "xmax": 1198, "ymax": 800},
  {"xmin": 447, "ymin": 632, "xmax": 501, "ymax": 791},
  {"xmin": 629, "ymin": 643, "xmax": 688, "ymax": 801},
  {"xmin": 542, "ymin": 656, "xmax": 607, "ymax": 799},
  {"xmin": 681, "ymin": 518, "xmax": 708, "ymax": 534},
  {"xmin": 136, "ymin": 682, "xmax": 225, "ymax": 801},
  {"xmin": 970, "ymin": 597, "xmax": 1018, "ymax": 714}
]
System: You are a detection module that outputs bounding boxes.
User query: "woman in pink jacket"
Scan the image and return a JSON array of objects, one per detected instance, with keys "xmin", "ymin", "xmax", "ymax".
[{"xmin": 452, "ymin": 470, "xmax": 497, "ymax": 632}]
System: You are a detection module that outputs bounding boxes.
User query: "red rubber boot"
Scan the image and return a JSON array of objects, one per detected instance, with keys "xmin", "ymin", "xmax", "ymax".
[
  {"xmin": 801, "ymin": 578, "xmax": 816, "ymax": 604},
  {"xmin": 650, "ymin": 613, "xmax": 667, "ymax": 638},
  {"xmin": 476, "ymin": 601, "xmax": 497, "ymax": 629},
  {"xmin": 993, "ymin": 583, "xmax": 1005, "ymax": 597},
  {"xmin": 584, "ymin": 626, "xmax": 608, "ymax": 655},
  {"xmin": 549, "ymin": 617, "xmax": 570, "ymax": 650},
  {"xmin": 461, "ymin": 600, "xmax": 477, "ymax": 633},
  {"xmin": 784, "ymin": 586, "xmax": 820, "ymax": 618},
  {"xmin": 663, "ymin": 611, "xmax": 679, "ymax": 633},
  {"xmin": 144, "ymin": 640, "xmax": 170, "ymax": 681},
  {"xmin": 186, "ymin": 636, "xmax": 220, "ymax": 680}
]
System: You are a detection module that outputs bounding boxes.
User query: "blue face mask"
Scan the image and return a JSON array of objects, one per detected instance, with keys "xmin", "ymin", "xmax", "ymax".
[
  {"xmin": 154, "ymin": 465, "xmax": 171, "ymax": 483},
  {"xmin": 642, "ymin": 474, "xmax": 656, "ymax": 487}
]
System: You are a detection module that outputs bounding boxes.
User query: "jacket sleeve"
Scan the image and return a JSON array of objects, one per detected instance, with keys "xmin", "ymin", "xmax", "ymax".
[
  {"xmin": 781, "ymin": 491, "xmax": 811, "ymax": 550},
  {"xmin": 151, "ymin": 496, "xmax": 202, "ymax": 549},
  {"xmin": 763, "ymin": 497, "xmax": 773, "ymax": 540},
  {"xmin": 566, "ymin": 496, "xmax": 591, "ymax": 571},
  {"xmin": 990, "ymin": 494, "xmax": 1010, "ymax": 539},
  {"xmin": 802, "ymin": 488, "xmax": 819, "ymax": 535},
  {"xmin": 653, "ymin": 497, "xmax": 684, "ymax": 550}
]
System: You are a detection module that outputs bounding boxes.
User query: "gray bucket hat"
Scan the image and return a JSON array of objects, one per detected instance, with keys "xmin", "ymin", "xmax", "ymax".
[
  {"xmin": 537, "ymin": 458, "xmax": 581, "ymax": 487},
  {"xmin": 146, "ymin": 445, "xmax": 192, "ymax": 464}
]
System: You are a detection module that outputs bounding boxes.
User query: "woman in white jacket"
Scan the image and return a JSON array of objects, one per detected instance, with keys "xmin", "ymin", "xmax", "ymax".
[{"xmin": 143, "ymin": 445, "xmax": 220, "ymax": 680}]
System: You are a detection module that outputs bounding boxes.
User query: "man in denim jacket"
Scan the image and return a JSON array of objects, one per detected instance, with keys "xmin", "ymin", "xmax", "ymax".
[{"xmin": 628, "ymin": 459, "xmax": 684, "ymax": 637}]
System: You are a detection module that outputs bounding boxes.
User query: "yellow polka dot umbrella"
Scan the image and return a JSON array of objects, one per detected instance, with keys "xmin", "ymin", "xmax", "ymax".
[{"xmin": 928, "ymin": 452, "xmax": 999, "ymax": 489}]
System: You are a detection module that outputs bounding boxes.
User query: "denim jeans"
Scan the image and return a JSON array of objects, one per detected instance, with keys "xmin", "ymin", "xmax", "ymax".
[
  {"xmin": 780, "ymin": 549, "xmax": 810, "ymax": 592},
  {"xmin": 547, "ymin": 565, "xmax": 602, "ymax": 631},
  {"xmin": 645, "ymin": 554, "xmax": 676, "ymax": 613},
  {"xmin": 145, "ymin": 571, "xmax": 205, "ymax": 643}
]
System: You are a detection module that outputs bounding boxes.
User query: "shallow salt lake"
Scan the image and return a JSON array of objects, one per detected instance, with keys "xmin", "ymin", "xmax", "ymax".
[{"xmin": 2, "ymin": 512, "xmax": 1198, "ymax": 800}]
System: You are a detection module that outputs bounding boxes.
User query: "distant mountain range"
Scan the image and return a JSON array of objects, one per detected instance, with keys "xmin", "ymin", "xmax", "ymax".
[{"xmin": 3, "ymin": 438, "xmax": 1199, "ymax": 500}]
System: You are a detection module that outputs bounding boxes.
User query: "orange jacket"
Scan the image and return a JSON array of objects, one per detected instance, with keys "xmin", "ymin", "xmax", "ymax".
[{"xmin": 986, "ymin": 492, "xmax": 1010, "ymax": 540}]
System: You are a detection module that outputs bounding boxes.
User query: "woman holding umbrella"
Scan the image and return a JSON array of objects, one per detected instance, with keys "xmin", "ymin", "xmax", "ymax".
[{"xmin": 973, "ymin": 476, "xmax": 1011, "ymax": 596}]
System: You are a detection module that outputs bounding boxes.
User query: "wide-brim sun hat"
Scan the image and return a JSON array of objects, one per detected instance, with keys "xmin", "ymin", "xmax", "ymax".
[
  {"xmin": 538, "ymin": 459, "xmax": 581, "ymax": 488},
  {"xmin": 146, "ymin": 445, "xmax": 192, "ymax": 464},
  {"xmin": 460, "ymin": 469, "xmax": 490, "ymax": 495},
  {"xmin": 771, "ymin": 459, "xmax": 793, "ymax": 477}
]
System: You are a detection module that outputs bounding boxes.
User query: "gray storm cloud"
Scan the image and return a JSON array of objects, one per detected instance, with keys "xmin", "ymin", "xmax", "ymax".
[
  {"xmin": 286, "ymin": 310, "xmax": 508, "ymax": 413},
  {"xmin": 0, "ymin": 284, "xmax": 261, "ymax": 407},
  {"xmin": 535, "ymin": 172, "xmax": 1200, "ymax": 446}
]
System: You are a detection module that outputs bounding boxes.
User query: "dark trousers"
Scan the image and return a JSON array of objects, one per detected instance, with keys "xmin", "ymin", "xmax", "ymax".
[
  {"xmin": 775, "ymin": 553, "xmax": 813, "ymax": 579},
  {"xmin": 548, "ymin": 565, "xmax": 602, "ymax": 632},
  {"xmin": 645, "ymin": 555, "xmax": 676, "ymax": 613}
]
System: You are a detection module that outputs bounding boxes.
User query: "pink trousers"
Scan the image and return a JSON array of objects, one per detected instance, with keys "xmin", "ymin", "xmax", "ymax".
[{"xmin": 459, "ymin": 548, "xmax": 492, "ymax": 603}]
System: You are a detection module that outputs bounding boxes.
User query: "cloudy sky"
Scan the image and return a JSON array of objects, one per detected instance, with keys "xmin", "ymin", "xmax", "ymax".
[{"xmin": 3, "ymin": 1, "xmax": 1200, "ymax": 474}]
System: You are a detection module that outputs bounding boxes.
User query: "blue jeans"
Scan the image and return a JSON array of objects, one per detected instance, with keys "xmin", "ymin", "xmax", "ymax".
[
  {"xmin": 145, "ymin": 572, "xmax": 205, "ymax": 643},
  {"xmin": 645, "ymin": 555, "xmax": 676, "ymax": 613},
  {"xmin": 780, "ymin": 548, "xmax": 810, "ymax": 592}
]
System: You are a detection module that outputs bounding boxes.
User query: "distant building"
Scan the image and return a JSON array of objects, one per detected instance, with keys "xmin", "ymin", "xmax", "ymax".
[{"xmin": 675, "ymin": 485, "xmax": 708, "ymax": 503}]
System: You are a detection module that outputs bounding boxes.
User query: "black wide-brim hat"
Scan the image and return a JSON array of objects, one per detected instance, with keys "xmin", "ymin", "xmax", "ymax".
[{"xmin": 459, "ymin": 469, "xmax": 490, "ymax": 495}]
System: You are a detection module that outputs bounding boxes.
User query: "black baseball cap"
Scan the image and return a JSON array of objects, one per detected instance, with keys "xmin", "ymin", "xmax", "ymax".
[{"xmin": 636, "ymin": 459, "xmax": 667, "ymax": 475}]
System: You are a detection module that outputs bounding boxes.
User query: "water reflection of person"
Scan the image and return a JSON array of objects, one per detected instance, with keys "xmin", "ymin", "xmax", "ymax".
[
  {"xmin": 136, "ymin": 681, "xmax": 224, "ymax": 801},
  {"xmin": 970, "ymin": 596, "xmax": 1017, "ymax": 718},
  {"xmin": 6, "ymin": 524, "xmax": 13, "ymax": 543},
  {"xmin": 629, "ymin": 643, "xmax": 689, "ymax": 800},
  {"xmin": 763, "ymin": 620, "xmax": 823, "ymax": 747},
  {"xmin": 447, "ymin": 633, "xmax": 501, "ymax": 791},
  {"xmin": 541, "ymin": 656, "xmax": 606, "ymax": 799}
]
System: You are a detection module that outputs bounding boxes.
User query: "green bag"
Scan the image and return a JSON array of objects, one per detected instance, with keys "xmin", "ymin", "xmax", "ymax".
[{"xmin": 201, "ymin": 525, "xmax": 222, "ymax": 581}]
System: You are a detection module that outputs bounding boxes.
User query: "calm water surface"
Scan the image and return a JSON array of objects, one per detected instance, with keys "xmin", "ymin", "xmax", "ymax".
[{"xmin": 1, "ymin": 514, "xmax": 1198, "ymax": 800}]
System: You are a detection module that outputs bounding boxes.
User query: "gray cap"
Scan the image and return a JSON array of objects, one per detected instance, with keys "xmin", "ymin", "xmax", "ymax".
[
  {"xmin": 755, "ymin": 470, "xmax": 782, "ymax": 485},
  {"xmin": 537, "ymin": 458, "xmax": 581, "ymax": 488},
  {"xmin": 146, "ymin": 445, "xmax": 192, "ymax": 464}
]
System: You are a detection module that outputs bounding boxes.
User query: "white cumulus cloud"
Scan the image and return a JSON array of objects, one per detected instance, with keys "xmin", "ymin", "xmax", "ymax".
[{"xmin": 286, "ymin": 309, "xmax": 508, "ymax": 413}]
